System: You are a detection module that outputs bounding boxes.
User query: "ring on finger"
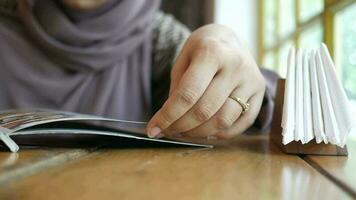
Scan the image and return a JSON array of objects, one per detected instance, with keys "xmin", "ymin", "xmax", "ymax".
[{"xmin": 228, "ymin": 96, "xmax": 250, "ymax": 114}]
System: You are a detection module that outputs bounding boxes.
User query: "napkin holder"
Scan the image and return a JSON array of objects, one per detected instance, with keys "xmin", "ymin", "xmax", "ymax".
[{"xmin": 270, "ymin": 79, "xmax": 348, "ymax": 156}]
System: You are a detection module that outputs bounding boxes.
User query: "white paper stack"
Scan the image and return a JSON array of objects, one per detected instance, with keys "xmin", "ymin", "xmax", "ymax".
[{"xmin": 281, "ymin": 44, "xmax": 354, "ymax": 147}]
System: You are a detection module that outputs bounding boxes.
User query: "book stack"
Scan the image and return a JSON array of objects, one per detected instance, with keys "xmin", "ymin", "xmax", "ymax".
[{"xmin": 282, "ymin": 44, "xmax": 354, "ymax": 147}]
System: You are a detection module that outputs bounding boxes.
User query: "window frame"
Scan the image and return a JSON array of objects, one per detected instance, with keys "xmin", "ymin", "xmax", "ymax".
[{"xmin": 257, "ymin": 0, "xmax": 355, "ymax": 74}]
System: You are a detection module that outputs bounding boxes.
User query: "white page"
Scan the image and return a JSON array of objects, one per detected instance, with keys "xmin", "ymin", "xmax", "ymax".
[
  {"xmin": 309, "ymin": 50, "xmax": 327, "ymax": 144},
  {"xmin": 282, "ymin": 47, "xmax": 296, "ymax": 145},
  {"xmin": 320, "ymin": 44, "xmax": 353, "ymax": 146},
  {"xmin": 0, "ymin": 127, "xmax": 19, "ymax": 152},
  {"xmin": 315, "ymin": 50, "xmax": 341, "ymax": 146},
  {"xmin": 302, "ymin": 50, "xmax": 314, "ymax": 143},
  {"xmin": 295, "ymin": 49, "xmax": 304, "ymax": 142}
]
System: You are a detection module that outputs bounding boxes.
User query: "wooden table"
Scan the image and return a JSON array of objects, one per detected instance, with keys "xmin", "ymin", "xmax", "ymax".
[{"xmin": 0, "ymin": 133, "xmax": 355, "ymax": 200}]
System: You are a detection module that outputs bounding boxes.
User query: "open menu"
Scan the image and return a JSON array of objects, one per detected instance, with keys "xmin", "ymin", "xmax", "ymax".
[{"xmin": 0, "ymin": 109, "xmax": 213, "ymax": 152}]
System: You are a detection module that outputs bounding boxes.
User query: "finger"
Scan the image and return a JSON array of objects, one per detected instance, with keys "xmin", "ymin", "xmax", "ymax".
[
  {"xmin": 216, "ymin": 90, "xmax": 265, "ymax": 139},
  {"xmin": 147, "ymin": 54, "xmax": 219, "ymax": 138},
  {"xmin": 181, "ymin": 84, "xmax": 254, "ymax": 138},
  {"xmin": 169, "ymin": 49, "xmax": 190, "ymax": 96},
  {"xmin": 164, "ymin": 69, "xmax": 239, "ymax": 136}
]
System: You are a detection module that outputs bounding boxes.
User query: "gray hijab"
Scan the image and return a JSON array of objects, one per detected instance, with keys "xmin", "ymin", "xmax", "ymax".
[{"xmin": 0, "ymin": 0, "xmax": 160, "ymax": 121}]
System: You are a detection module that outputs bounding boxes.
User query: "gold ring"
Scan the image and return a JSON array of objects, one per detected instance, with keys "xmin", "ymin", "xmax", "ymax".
[{"xmin": 228, "ymin": 96, "xmax": 250, "ymax": 114}]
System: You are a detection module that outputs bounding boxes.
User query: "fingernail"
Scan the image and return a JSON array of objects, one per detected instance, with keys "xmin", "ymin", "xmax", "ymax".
[{"xmin": 148, "ymin": 126, "xmax": 162, "ymax": 138}]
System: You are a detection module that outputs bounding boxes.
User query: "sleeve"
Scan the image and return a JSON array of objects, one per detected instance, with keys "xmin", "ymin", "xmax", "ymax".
[
  {"xmin": 249, "ymin": 68, "xmax": 280, "ymax": 133},
  {"xmin": 151, "ymin": 11, "xmax": 191, "ymax": 113}
]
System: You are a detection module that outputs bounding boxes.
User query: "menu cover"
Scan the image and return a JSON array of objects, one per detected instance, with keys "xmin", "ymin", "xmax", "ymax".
[{"xmin": 0, "ymin": 109, "xmax": 212, "ymax": 152}]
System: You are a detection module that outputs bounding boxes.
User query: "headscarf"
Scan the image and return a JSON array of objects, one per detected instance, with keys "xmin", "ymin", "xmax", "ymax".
[{"xmin": 0, "ymin": 0, "xmax": 160, "ymax": 121}]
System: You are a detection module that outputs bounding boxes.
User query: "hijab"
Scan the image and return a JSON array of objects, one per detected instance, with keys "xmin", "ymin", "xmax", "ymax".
[{"xmin": 0, "ymin": 0, "xmax": 160, "ymax": 121}]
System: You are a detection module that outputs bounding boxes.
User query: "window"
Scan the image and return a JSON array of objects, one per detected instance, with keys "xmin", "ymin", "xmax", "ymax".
[
  {"xmin": 334, "ymin": 3, "xmax": 356, "ymax": 112},
  {"xmin": 258, "ymin": 0, "xmax": 356, "ymax": 111}
]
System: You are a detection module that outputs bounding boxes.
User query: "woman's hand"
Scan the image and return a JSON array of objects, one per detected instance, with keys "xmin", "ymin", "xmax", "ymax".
[{"xmin": 146, "ymin": 24, "xmax": 266, "ymax": 140}]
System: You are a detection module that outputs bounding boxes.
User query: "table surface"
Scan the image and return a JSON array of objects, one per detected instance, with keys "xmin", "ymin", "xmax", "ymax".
[{"xmin": 0, "ymin": 133, "xmax": 356, "ymax": 200}]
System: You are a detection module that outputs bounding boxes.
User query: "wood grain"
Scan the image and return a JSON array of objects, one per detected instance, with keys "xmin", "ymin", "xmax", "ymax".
[
  {"xmin": 0, "ymin": 135, "xmax": 110, "ymax": 184},
  {"xmin": 0, "ymin": 135, "xmax": 351, "ymax": 200},
  {"xmin": 305, "ymin": 138, "xmax": 356, "ymax": 197},
  {"xmin": 0, "ymin": 148, "xmax": 95, "ymax": 185}
]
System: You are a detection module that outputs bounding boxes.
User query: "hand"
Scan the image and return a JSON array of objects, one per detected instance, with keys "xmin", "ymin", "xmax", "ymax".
[{"xmin": 146, "ymin": 24, "xmax": 266, "ymax": 140}]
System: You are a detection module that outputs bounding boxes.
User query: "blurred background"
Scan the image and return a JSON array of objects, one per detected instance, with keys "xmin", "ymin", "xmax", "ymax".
[{"xmin": 162, "ymin": 0, "xmax": 356, "ymax": 112}]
